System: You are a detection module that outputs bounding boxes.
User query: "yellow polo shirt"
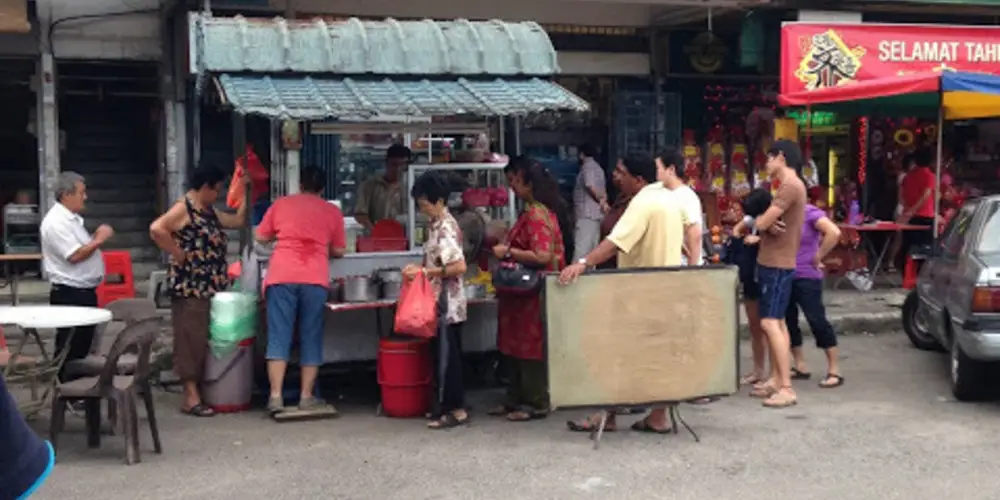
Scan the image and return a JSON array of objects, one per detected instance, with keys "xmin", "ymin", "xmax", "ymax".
[{"xmin": 607, "ymin": 183, "xmax": 685, "ymax": 269}]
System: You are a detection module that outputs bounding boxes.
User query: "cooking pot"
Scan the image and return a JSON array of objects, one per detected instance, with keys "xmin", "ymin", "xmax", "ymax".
[
  {"xmin": 328, "ymin": 279, "xmax": 344, "ymax": 303},
  {"xmin": 375, "ymin": 268, "xmax": 403, "ymax": 284},
  {"xmin": 381, "ymin": 281, "xmax": 404, "ymax": 301},
  {"xmin": 343, "ymin": 275, "xmax": 378, "ymax": 302}
]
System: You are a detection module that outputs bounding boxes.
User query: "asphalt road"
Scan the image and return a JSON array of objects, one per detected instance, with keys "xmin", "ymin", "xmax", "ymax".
[{"xmin": 32, "ymin": 331, "xmax": 1000, "ymax": 500}]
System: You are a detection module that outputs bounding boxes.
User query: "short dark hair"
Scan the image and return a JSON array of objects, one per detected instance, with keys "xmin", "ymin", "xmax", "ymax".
[
  {"xmin": 656, "ymin": 147, "xmax": 686, "ymax": 179},
  {"xmin": 911, "ymin": 148, "xmax": 933, "ymax": 167},
  {"xmin": 742, "ymin": 188, "xmax": 773, "ymax": 217},
  {"xmin": 767, "ymin": 139, "xmax": 803, "ymax": 170},
  {"xmin": 410, "ymin": 171, "xmax": 451, "ymax": 204},
  {"xmin": 189, "ymin": 164, "xmax": 227, "ymax": 190},
  {"xmin": 386, "ymin": 144, "xmax": 412, "ymax": 160},
  {"xmin": 579, "ymin": 144, "xmax": 598, "ymax": 158},
  {"xmin": 300, "ymin": 166, "xmax": 326, "ymax": 194},
  {"xmin": 621, "ymin": 153, "xmax": 656, "ymax": 184}
]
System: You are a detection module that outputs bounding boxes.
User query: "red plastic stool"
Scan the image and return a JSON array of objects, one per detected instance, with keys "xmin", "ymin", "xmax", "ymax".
[
  {"xmin": 97, "ymin": 251, "xmax": 136, "ymax": 307},
  {"xmin": 903, "ymin": 255, "xmax": 919, "ymax": 290}
]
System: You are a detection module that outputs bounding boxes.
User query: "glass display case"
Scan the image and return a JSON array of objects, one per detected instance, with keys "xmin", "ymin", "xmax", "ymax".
[{"xmin": 334, "ymin": 132, "xmax": 404, "ymax": 215}]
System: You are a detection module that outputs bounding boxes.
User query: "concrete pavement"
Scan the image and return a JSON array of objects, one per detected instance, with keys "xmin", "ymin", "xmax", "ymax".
[{"xmin": 32, "ymin": 331, "xmax": 1000, "ymax": 500}]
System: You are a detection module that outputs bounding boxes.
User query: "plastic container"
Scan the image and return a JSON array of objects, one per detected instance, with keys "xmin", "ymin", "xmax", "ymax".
[
  {"xmin": 210, "ymin": 292, "xmax": 257, "ymax": 357},
  {"xmin": 377, "ymin": 336, "xmax": 431, "ymax": 418},
  {"xmin": 203, "ymin": 337, "xmax": 255, "ymax": 413}
]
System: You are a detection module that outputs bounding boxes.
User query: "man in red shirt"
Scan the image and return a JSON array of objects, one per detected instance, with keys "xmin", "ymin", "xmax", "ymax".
[
  {"xmin": 899, "ymin": 149, "xmax": 937, "ymax": 254},
  {"xmin": 256, "ymin": 166, "xmax": 346, "ymax": 414}
]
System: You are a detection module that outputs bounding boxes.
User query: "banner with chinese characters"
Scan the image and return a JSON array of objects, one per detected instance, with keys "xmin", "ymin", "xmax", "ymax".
[{"xmin": 781, "ymin": 23, "xmax": 1000, "ymax": 96}]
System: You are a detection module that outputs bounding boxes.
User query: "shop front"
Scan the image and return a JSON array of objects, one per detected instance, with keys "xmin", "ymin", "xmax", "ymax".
[{"xmin": 190, "ymin": 14, "xmax": 589, "ymax": 364}]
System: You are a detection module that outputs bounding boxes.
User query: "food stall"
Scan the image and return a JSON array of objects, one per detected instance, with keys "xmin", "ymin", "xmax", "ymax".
[{"xmin": 191, "ymin": 14, "xmax": 589, "ymax": 364}]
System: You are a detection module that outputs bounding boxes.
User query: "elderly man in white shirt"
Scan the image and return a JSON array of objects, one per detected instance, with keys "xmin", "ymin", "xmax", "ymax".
[{"xmin": 39, "ymin": 171, "xmax": 114, "ymax": 380}]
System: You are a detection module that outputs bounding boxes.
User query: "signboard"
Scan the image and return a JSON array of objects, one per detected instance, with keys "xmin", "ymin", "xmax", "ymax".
[
  {"xmin": 781, "ymin": 23, "xmax": 1000, "ymax": 95},
  {"xmin": 0, "ymin": 0, "xmax": 29, "ymax": 34},
  {"xmin": 544, "ymin": 267, "xmax": 739, "ymax": 409}
]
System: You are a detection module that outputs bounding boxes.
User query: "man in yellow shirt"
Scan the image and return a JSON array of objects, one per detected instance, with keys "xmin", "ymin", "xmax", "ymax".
[{"xmin": 560, "ymin": 152, "xmax": 686, "ymax": 434}]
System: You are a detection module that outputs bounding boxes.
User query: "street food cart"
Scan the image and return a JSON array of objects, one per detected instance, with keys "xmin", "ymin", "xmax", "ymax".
[{"xmin": 191, "ymin": 14, "xmax": 589, "ymax": 364}]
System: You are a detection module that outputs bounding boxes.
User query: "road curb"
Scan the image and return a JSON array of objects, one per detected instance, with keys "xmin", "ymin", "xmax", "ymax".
[{"xmin": 738, "ymin": 310, "xmax": 900, "ymax": 339}]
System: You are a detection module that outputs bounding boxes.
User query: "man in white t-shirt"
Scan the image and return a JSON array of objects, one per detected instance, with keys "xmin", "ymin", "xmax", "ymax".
[{"xmin": 656, "ymin": 148, "xmax": 703, "ymax": 266}]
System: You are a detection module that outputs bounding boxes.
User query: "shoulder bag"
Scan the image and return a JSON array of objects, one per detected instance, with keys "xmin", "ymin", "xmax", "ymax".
[{"xmin": 492, "ymin": 207, "xmax": 558, "ymax": 296}]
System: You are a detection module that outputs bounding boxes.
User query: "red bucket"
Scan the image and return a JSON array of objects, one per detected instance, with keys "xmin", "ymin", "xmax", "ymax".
[{"xmin": 377, "ymin": 337, "xmax": 431, "ymax": 418}]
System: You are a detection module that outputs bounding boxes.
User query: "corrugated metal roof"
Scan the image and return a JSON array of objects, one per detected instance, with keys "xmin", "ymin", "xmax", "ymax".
[
  {"xmin": 216, "ymin": 74, "xmax": 590, "ymax": 120},
  {"xmin": 192, "ymin": 14, "xmax": 561, "ymax": 76}
]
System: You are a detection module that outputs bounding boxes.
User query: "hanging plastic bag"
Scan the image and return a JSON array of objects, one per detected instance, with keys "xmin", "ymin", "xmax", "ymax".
[
  {"xmin": 394, "ymin": 271, "xmax": 438, "ymax": 338},
  {"xmin": 227, "ymin": 145, "xmax": 269, "ymax": 209}
]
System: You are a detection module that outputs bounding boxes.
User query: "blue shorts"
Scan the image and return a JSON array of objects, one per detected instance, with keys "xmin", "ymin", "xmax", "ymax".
[
  {"xmin": 266, "ymin": 284, "xmax": 327, "ymax": 366},
  {"xmin": 757, "ymin": 265, "xmax": 795, "ymax": 319}
]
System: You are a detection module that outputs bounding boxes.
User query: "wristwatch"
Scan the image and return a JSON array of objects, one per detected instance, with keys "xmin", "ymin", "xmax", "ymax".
[{"xmin": 577, "ymin": 257, "xmax": 588, "ymax": 267}]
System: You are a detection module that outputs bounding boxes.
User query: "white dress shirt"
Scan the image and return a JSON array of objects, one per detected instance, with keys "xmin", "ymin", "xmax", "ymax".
[{"xmin": 40, "ymin": 202, "xmax": 105, "ymax": 288}]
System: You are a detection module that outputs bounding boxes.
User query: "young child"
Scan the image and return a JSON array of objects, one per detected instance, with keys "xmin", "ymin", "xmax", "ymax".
[{"xmin": 727, "ymin": 188, "xmax": 772, "ymax": 386}]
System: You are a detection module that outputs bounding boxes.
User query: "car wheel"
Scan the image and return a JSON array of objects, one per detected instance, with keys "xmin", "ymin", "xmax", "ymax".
[
  {"xmin": 950, "ymin": 335, "xmax": 992, "ymax": 402},
  {"xmin": 902, "ymin": 291, "xmax": 943, "ymax": 351}
]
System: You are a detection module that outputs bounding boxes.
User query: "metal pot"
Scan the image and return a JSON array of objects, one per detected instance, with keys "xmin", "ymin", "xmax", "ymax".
[
  {"xmin": 464, "ymin": 284, "xmax": 486, "ymax": 299},
  {"xmin": 381, "ymin": 281, "xmax": 404, "ymax": 301},
  {"xmin": 328, "ymin": 279, "xmax": 344, "ymax": 303},
  {"xmin": 375, "ymin": 268, "xmax": 403, "ymax": 284},
  {"xmin": 343, "ymin": 275, "xmax": 378, "ymax": 302}
]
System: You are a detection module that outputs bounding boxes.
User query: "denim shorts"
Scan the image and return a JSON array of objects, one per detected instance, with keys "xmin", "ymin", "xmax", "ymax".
[
  {"xmin": 266, "ymin": 284, "xmax": 327, "ymax": 366},
  {"xmin": 757, "ymin": 265, "xmax": 796, "ymax": 319}
]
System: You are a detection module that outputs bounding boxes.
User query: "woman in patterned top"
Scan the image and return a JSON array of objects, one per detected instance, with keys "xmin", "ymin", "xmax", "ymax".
[
  {"xmin": 489, "ymin": 156, "xmax": 567, "ymax": 422},
  {"xmin": 403, "ymin": 171, "xmax": 469, "ymax": 429},
  {"xmin": 150, "ymin": 165, "xmax": 249, "ymax": 417}
]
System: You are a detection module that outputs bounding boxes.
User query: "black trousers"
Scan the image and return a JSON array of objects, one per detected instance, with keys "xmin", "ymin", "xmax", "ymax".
[
  {"xmin": 432, "ymin": 322, "xmax": 465, "ymax": 414},
  {"xmin": 785, "ymin": 278, "xmax": 838, "ymax": 350},
  {"xmin": 49, "ymin": 284, "xmax": 98, "ymax": 380}
]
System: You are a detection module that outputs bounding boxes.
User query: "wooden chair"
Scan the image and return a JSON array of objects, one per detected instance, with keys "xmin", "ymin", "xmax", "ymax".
[{"xmin": 49, "ymin": 317, "xmax": 163, "ymax": 465}]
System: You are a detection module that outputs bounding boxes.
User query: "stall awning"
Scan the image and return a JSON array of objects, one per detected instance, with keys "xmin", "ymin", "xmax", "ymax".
[
  {"xmin": 215, "ymin": 74, "xmax": 590, "ymax": 120},
  {"xmin": 779, "ymin": 71, "xmax": 1000, "ymax": 120},
  {"xmin": 191, "ymin": 14, "xmax": 561, "ymax": 76}
]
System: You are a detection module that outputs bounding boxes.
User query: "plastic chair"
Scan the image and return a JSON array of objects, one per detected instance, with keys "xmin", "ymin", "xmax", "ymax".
[
  {"xmin": 97, "ymin": 251, "xmax": 136, "ymax": 307},
  {"xmin": 49, "ymin": 317, "xmax": 162, "ymax": 465}
]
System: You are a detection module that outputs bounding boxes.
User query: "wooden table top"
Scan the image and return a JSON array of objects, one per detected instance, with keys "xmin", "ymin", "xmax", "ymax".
[{"xmin": 0, "ymin": 253, "xmax": 42, "ymax": 262}]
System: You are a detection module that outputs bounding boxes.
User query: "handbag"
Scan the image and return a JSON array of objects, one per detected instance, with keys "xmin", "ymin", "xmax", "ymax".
[{"xmin": 492, "ymin": 207, "xmax": 558, "ymax": 296}]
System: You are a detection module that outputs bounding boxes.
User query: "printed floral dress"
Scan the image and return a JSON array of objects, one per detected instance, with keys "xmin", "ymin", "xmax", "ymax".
[
  {"xmin": 168, "ymin": 198, "xmax": 229, "ymax": 298},
  {"xmin": 497, "ymin": 203, "xmax": 565, "ymax": 361},
  {"xmin": 423, "ymin": 209, "xmax": 467, "ymax": 325}
]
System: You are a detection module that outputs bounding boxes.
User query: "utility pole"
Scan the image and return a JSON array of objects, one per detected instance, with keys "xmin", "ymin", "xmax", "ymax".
[{"xmin": 35, "ymin": 4, "xmax": 59, "ymax": 215}]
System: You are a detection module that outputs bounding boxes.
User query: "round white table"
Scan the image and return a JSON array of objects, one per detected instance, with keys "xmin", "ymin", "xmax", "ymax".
[{"xmin": 1, "ymin": 305, "xmax": 113, "ymax": 418}]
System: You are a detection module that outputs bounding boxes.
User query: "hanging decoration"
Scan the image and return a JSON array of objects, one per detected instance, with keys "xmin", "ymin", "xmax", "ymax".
[
  {"xmin": 706, "ymin": 126, "xmax": 728, "ymax": 194},
  {"xmin": 858, "ymin": 117, "xmax": 869, "ymax": 186},
  {"xmin": 728, "ymin": 126, "xmax": 751, "ymax": 198},
  {"xmin": 682, "ymin": 130, "xmax": 704, "ymax": 191},
  {"xmin": 893, "ymin": 129, "xmax": 915, "ymax": 148}
]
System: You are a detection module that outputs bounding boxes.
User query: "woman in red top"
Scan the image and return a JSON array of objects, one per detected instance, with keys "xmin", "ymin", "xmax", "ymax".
[{"xmin": 489, "ymin": 156, "xmax": 567, "ymax": 422}]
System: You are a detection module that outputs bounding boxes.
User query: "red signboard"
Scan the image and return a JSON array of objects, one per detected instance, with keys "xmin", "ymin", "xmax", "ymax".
[{"xmin": 781, "ymin": 23, "xmax": 1000, "ymax": 95}]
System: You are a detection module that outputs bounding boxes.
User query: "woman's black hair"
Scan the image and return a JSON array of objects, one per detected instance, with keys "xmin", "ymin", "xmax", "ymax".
[
  {"xmin": 742, "ymin": 188, "xmax": 773, "ymax": 217},
  {"xmin": 189, "ymin": 164, "xmax": 227, "ymax": 190},
  {"xmin": 300, "ymin": 166, "xmax": 326, "ymax": 194},
  {"xmin": 505, "ymin": 155, "xmax": 572, "ymax": 245},
  {"xmin": 410, "ymin": 171, "xmax": 451, "ymax": 204}
]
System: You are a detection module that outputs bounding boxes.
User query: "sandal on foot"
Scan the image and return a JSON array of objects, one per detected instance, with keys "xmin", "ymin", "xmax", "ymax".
[
  {"xmin": 487, "ymin": 404, "xmax": 515, "ymax": 417},
  {"xmin": 428, "ymin": 412, "xmax": 468, "ymax": 430},
  {"xmin": 763, "ymin": 389, "xmax": 798, "ymax": 409},
  {"xmin": 507, "ymin": 407, "xmax": 548, "ymax": 422},
  {"xmin": 791, "ymin": 368, "xmax": 812, "ymax": 380},
  {"xmin": 630, "ymin": 418, "xmax": 672, "ymax": 435},
  {"xmin": 819, "ymin": 374, "xmax": 845, "ymax": 389},
  {"xmin": 182, "ymin": 403, "xmax": 216, "ymax": 417},
  {"xmin": 740, "ymin": 374, "xmax": 763, "ymax": 386},
  {"xmin": 566, "ymin": 417, "xmax": 615, "ymax": 433},
  {"xmin": 749, "ymin": 384, "xmax": 776, "ymax": 399}
]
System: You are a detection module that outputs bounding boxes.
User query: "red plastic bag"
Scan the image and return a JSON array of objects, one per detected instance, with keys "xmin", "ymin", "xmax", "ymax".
[
  {"xmin": 227, "ymin": 145, "xmax": 269, "ymax": 209},
  {"xmin": 394, "ymin": 271, "xmax": 437, "ymax": 338}
]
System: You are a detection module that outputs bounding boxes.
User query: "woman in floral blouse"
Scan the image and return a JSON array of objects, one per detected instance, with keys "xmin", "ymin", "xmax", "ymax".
[
  {"xmin": 489, "ymin": 156, "xmax": 567, "ymax": 422},
  {"xmin": 403, "ymin": 172, "xmax": 469, "ymax": 429}
]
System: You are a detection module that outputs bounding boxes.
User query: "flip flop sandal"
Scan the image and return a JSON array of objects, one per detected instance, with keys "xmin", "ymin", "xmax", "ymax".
[
  {"xmin": 630, "ymin": 419, "xmax": 673, "ymax": 435},
  {"xmin": 819, "ymin": 374, "xmax": 845, "ymax": 389},
  {"xmin": 749, "ymin": 385, "xmax": 776, "ymax": 399},
  {"xmin": 182, "ymin": 403, "xmax": 216, "ymax": 417},
  {"xmin": 428, "ymin": 413, "xmax": 468, "ymax": 430},
  {"xmin": 487, "ymin": 404, "xmax": 515, "ymax": 417},
  {"xmin": 791, "ymin": 368, "xmax": 812, "ymax": 380},
  {"xmin": 506, "ymin": 407, "xmax": 548, "ymax": 422},
  {"xmin": 688, "ymin": 397, "xmax": 720, "ymax": 405},
  {"xmin": 566, "ymin": 418, "xmax": 615, "ymax": 433},
  {"xmin": 740, "ymin": 374, "xmax": 763, "ymax": 386},
  {"xmin": 762, "ymin": 389, "xmax": 798, "ymax": 409}
]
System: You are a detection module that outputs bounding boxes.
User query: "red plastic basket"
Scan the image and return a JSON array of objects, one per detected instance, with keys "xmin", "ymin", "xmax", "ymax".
[{"xmin": 356, "ymin": 237, "xmax": 408, "ymax": 253}]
